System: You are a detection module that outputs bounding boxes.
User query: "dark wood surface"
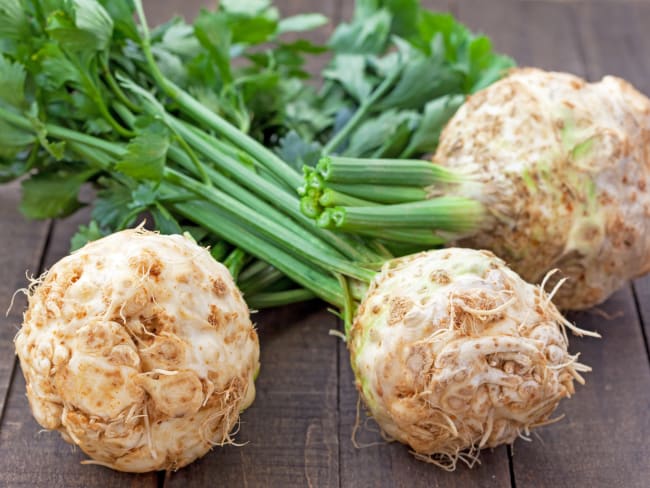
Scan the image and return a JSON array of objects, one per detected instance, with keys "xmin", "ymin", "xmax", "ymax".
[{"xmin": 1, "ymin": 1, "xmax": 649, "ymax": 487}]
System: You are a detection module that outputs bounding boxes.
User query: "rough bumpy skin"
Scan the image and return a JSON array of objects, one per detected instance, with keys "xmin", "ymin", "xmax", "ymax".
[
  {"xmin": 435, "ymin": 68, "xmax": 650, "ymax": 309},
  {"xmin": 349, "ymin": 248, "xmax": 589, "ymax": 469},
  {"xmin": 15, "ymin": 229, "xmax": 260, "ymax": 472}
]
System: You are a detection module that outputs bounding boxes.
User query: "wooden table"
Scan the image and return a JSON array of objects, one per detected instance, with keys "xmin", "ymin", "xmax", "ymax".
[{"xmin": 1, "ymin": 1, "xmax": 649, "ymax": 486}]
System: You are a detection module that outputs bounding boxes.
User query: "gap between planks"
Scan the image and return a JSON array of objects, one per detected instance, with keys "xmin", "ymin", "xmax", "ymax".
[{"xmin": 0, "ymin": 212, "xmax": 51, "ymax": 427}]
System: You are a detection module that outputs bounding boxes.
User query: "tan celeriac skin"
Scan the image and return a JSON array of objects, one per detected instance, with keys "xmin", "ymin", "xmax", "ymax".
[
  {"xmin": 14, "ymin": 229, "xmax": 260, "ymax": 472},
  {"xmin": 435, "ymin": 68, "xmax": 650, "ymax": 310},
  {"xmin": 349, "ymin": 248, "xmax": 591, "ymax": 469}
]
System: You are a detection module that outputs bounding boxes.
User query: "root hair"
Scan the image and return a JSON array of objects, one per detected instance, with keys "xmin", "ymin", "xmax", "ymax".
[{"xmin": 351, "ymin": 396, "xmax": 390, "ymax": 449}]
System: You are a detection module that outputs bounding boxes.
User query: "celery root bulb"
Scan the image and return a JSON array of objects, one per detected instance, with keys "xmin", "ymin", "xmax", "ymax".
[
  {"xmin": 14, "ymin": 229, "xmax": 260, "ymax": 472},
  {"xmin": 436, "ymin": 68, "xmax": 650, "ymax": 309},
  {"xmin": 349, "ymin": 248, "xmax": 590, "ymax": 469}
]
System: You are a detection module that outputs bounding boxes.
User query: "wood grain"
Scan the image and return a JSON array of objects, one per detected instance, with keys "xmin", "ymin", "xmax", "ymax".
[
  {"xmin": 458, "ymin": 0, "xmax": 586, "ymax": 76},
  {"xmin": 0, "ymin": 183, "xmax": 50, "ymax": 422},
  {"xmin": 574, "ymin": 0, "xmax": 650, "ymax": 91}
]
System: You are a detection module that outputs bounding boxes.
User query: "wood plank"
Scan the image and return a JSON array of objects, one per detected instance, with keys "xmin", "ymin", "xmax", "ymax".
[
  {"xmin": 143, "ymin": 0, "xmax": 650, "ymax": 24},
  {"xmin": 459, "ymin": 1, "xmax": 650, "ymax": 487},
  {"xmin": 458, "ymin": 0, "xmax": 586, "ymax": 76},
  {"xmin": 0, "ymin": 182, "xmax": 50, "ymax": 421},
  {"xmin": 166, "ymin": 306, "xmax": 339, "ymax": 487},
  {"xmin": 574, "ymin": 0, "xmax": 650, "ymax": 92},
  {"xmin": 573, "ymin": 0, "xmax": 650, "ymax": 371},
  {"xmin": 513, "ymin": 286, "xmax": 650, "ymax": 488},
  {"xmin": 573, "ymin": 0, "xmax": 650, "ymax": 370},
  {"xmin": 0, "ymin": 209, "xmax": 159, "ymax": 487}
]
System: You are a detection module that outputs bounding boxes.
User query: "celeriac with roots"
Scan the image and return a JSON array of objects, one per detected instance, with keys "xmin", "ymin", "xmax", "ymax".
[
  {"xmin": 350, "ymin": 248, "xmax": 592, "ymax": 469},
  {"xmin": 15, "ymin": 229, "xmax": 260, "ymax": 472},
  {"xmin": 438, "ymin": 68, "xmax": 650, "ymax": 309}
]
